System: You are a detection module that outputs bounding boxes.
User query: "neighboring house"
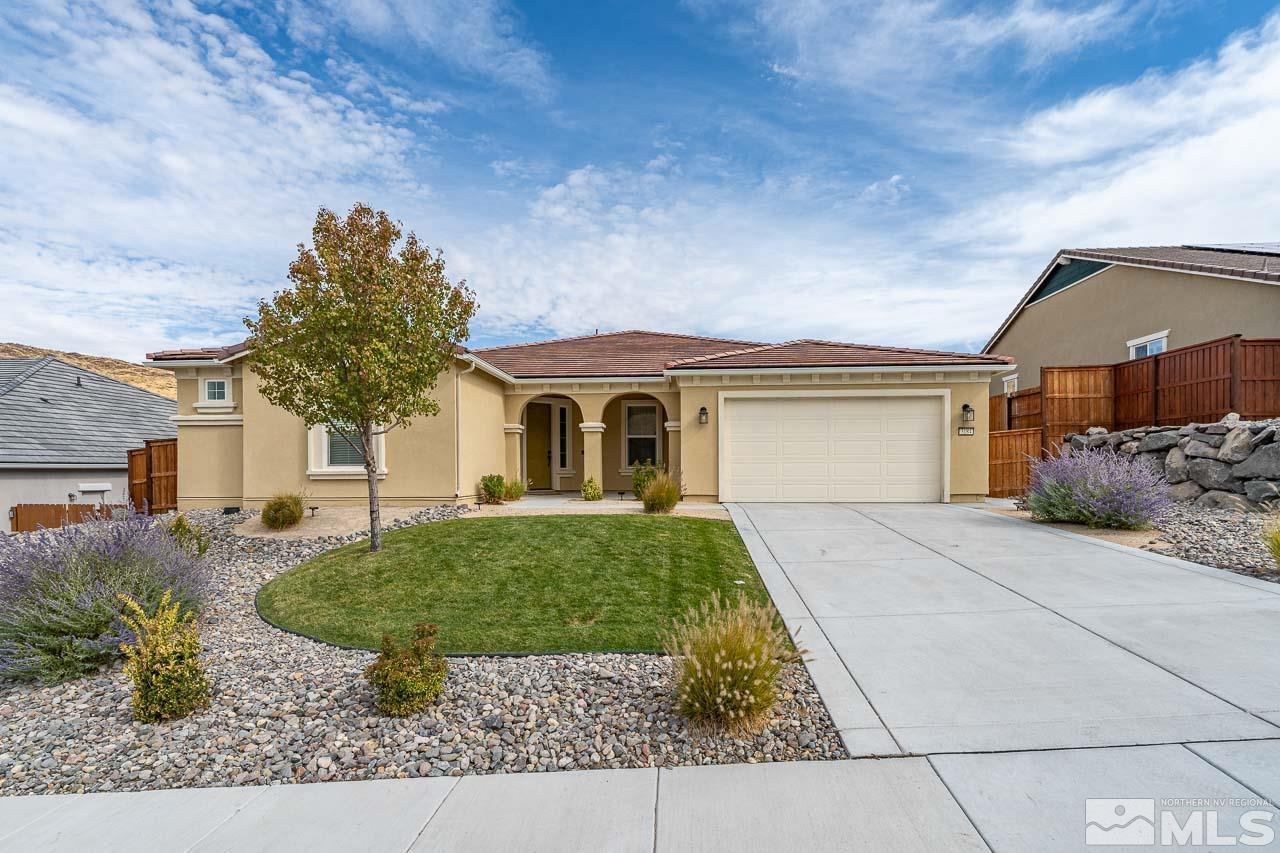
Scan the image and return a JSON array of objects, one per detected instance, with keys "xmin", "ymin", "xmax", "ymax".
[
  {"xmin": 146, "ymin": 331, "xmax": 1010, "ymax": 508},
  {"xmin": 983, "ymin": 243, "xmax": 1280, "ymax": 396},
  {"xmin": 0, "ymin": 357, "xmax": 176, "ymax": 517}
]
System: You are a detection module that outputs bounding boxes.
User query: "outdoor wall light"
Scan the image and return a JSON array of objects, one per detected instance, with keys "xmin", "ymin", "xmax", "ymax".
[
  {"xmin": 961, "ymin": 403, "xmax": 975, "ymax": 422},
  {"xmin": 698, "ymin": 406, "xmax": 709, "ymax": 424}
]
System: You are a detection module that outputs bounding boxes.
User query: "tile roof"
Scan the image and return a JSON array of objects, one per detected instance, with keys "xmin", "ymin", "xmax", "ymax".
[
  {"xmin": 0, "ymin": 357, "xmax": 176, "ymax": 467},
  {"xmin": 665, "ymin": 340, "xmax": 1013, "ymax": 370},
  {"xmin": 472, "ymin": 330, "xmax": 764, "ymax": 378},
  {"xmin": 146, "ymin": 341, "xmax": 249, "ymax": 362},
  {"xmin": 1066, "ymin": 244, "xmax": 1280, "ymax": 283}
]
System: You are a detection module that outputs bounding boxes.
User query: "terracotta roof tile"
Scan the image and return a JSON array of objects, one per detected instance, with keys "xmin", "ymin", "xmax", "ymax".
[
  {"xmin": 472, "ymin": 330, "xmax": 763, "ymax": 378},
  {"xmin": 665, "ymin": 339, "xmax": 1012, "ymax": 370},
  {"xmin": 146, "ymin": 342, "xmax": 248, "ymax": 362}
]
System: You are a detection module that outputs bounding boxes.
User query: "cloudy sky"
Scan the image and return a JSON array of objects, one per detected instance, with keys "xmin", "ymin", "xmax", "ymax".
[{"xmin": 1, "ymin": 0, "xmax": 1277, "ymax": 359}]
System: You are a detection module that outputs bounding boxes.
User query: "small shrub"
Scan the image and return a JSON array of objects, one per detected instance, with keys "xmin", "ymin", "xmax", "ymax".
[
  {"xmin": 0, "ymin": 511, "xmax": 209, "ymax": 683},
  {"xmin": 502, "ymin": 477, "xmax": 528, "ymax": 502},
  {"xmin": 118, "ymin": 590, "xmax": 210, "ymax": 723},
  {"xmin": 580, "ymin": 476, "xmax": 603, "ymax": 502},
  {"xmin": 1026, "ymin": 447, "xmax": 1171, "ymax": 530},
  {"xmin": 261, "ymin": 492, "xmax": 305, "ymax": 529},
  {"xmin": 479, "ymin": 474, "xmax": 506, "ymax": 504},
  {"xmin": 364, "ymin": 623, "xmax": 448, "ymax": 716},
  {"xmin": 167, "ymin": 513, "xmax": 211, "ymax": 557},
  {"xmin": 641, "ymin": 470, "xmax": 683, "ymax": 513},
  {"xmin": 631, "ymin": 461, "xmax": 658, "ymax": 498},
  {"xmin": 1265, "ymin": 524, "xmax": 1280, "ymax": 570},
  {"xmin": 662, "ymin": 592, "xmax": 798, "ymax": 735}
]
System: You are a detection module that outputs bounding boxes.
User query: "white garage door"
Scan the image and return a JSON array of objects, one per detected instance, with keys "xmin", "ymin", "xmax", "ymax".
[{"xmin": 722, "ymin": 395, "xmax": 945, "ymax": 502}]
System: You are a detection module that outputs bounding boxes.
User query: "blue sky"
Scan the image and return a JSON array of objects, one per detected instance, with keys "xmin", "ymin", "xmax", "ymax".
[{"xmin": 1, "ymin": 0, "xmax": 1277, "ymax": 359}]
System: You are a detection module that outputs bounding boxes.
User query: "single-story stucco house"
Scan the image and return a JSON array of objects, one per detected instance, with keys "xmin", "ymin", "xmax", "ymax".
[
  {"xmin": 1, "ymin": 357, "xmax": 176, "ymax": 521},
  {"xmin": 144, "ymin": 331, "xmax": 1013, "ymax": 509}
]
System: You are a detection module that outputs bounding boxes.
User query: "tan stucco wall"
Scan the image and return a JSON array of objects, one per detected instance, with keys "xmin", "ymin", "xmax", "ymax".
[
  {"xmin": 176, "ymin": 424, "xmax": 243, "ymax": 508},
  {"xmin": 677, "ymin": 378, "xmax": 991, "ymax": 502},
  {"xmin": 601, "ymin": 395, "xmax": 672, "ymax": 493},
  {"xmin": 457, "ymin": 367, "xmax": 508, "ymax": 499},
  {"xmin": 175, "ymin": 366, "xmax": 244, "ymax": 416},
  {"xmin": 988, "ymin": 265, "xmax": 1280, "ymax": 394}
]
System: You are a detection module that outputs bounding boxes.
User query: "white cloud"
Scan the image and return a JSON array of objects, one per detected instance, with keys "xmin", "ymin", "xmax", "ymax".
[
  {"xmin": 862, "ymin": 174, "xmax": 910, "ymax": 204},
  {"xmin": 306, "ymin": 0, "xmax": 554, "ymax": 99}
]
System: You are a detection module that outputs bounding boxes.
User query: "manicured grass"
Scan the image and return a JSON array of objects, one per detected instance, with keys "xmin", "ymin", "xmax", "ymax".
[{"xmin": 256, "ymin": 515, "xmax": 767, "ymax": 654}]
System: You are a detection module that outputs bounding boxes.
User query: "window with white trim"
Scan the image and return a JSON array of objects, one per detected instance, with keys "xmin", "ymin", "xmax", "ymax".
[
  {"xmin": 1127, "ymin": 330, "xmax": 1169, "ymax": 360},
  {"xmin": 557, "ymin": 405, "xmax": 570, "ymax": 470},
  {"xmin": 327, "ymin": 423, "xmax": 364, "ymax": 467},
  {"xmin": 1002, "ymin": 374, "xmax": 1018, "ymax": 395},
  {"xmin": 623, "ymin": 402, "xmax": 661, "ymax": 468},
  {"xmin": 205, "ymin": 379, "xmax": 227, "ymax": 401}
]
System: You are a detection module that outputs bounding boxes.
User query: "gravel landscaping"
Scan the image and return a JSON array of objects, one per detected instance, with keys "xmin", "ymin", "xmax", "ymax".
[
  {"xmin": 0, "ymin": 508, "xmax": 845, "ymax": 796},
  {"xmin": 1150, "ymin": 504, "xmax": 1279, "ymax": 582}
]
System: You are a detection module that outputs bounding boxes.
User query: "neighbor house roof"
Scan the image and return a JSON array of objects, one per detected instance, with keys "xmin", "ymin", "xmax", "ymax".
[
  {"xmin": 0, "ymin": 357, "xmax": 176, "ymax": 467},
  {"xmin": 472, "ymin": 330, "xmax": 764, "ymax": 378},
  {"xmin": 666, "ymin": 339, "xmax": 1012, "ymax": 370},
  {"xmin": 983, "ymin": 243, "xmax": 1280, "ymax": 353},
  {"xmin": 146, "ymin": 341, "xmax": 249, "ymax": 363}
]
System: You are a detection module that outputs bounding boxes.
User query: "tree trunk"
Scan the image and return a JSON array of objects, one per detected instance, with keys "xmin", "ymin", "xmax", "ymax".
[{"xmin": 363, "ymin": 421, "xmax": 383, "ymax": 552}]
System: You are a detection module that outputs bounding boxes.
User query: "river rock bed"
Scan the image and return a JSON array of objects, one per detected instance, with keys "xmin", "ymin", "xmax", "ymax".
[
  {"xmin": 1151, "ymin": 503, "xmax": 1279, "ymax": 582},
  {"xmin": 0, "ymin": 508, "xmax": 845, "ymax": 795}
]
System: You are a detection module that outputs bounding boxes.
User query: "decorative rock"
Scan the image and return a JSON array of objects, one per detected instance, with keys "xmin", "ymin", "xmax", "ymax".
[
  {"xmin": 1253, "ymin": 427, "xmax": 1276, "ymax": 447},
  {"xmin": 1218, "ymin": 427, "xmax": 1254, "ymax": 464},
  {"xmin": 1194, "ymin": 491, "xmax": 1261, "ymax": 513},
  {"xmin": 1187, "ymin": 458, "xmax": 1244, "ymax": 493},
  {"xmin": 1234, "ymin": 444, "xmax": 1280, "ymax": 480},
  {"xmin": 1183, "ymin": 440, "xmax": 1220, "ymax": 460},
  {"xmin": 1168, "ymin": 481, "xmax": 1206, "ymax": 502},
  {"xmin": 1136, "ymin": 431, "xmax": 1181, "ymax": 453},
  {"xmin": 1118, "ymin": 440, "xmax": 1139, "ymax": 454},
  {"xmin": 1203, "ymin": 424, "xmax": 1230, "ymax": 435},
  {"xmin": 1244, "ymin": 480, "xmax": 1280, "ymax": 504},
  {"xmin": 1086, "ymin": 426, "xmax": 1109, "ymax": 436},
  {"xmin": 1191, "ymin": 432, "xmax": 1226, "ymax": 448},
  {"xmin": 1164, "ymin": 447, "xmax": 1189, "ymax": 484}
]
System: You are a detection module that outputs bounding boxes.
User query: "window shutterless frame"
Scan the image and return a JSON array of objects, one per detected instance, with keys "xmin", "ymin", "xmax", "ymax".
[{"xmin": 622, "ymin": 401, "xmax": 661, "ymax": 470}]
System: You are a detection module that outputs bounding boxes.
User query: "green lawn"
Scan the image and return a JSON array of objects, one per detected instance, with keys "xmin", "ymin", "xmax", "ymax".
[{"xmin": 256, "ymin": 515, "xmax": 767, "ymax": 654}]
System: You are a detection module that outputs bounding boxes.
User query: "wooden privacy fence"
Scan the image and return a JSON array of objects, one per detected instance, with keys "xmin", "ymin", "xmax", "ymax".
[
  {"xmin": 10, "ymin": 503, "xmax": 109, "ymax": 534},
  {"xmin": 128, "ymin": 438, "xmax": 177, "ymax": 514},
  {"xmin": 989, "ymin": 428, "xmax": 1042, "ymax": 498}
]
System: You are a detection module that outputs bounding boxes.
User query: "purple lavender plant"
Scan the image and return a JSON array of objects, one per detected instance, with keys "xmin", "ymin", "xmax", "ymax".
[
  {"xmin": 1026, "ymin": 447, "xmax": 1172, "ymax": 530},
  {"xmin": 0, "ymin": 509, "xmax": 210, "ymax": 684}
]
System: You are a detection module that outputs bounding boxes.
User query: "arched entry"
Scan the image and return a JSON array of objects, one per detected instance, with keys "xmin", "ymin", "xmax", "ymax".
[{"xmin": 520, "ymin": 395, "xmax": 582, "ymax": 492}]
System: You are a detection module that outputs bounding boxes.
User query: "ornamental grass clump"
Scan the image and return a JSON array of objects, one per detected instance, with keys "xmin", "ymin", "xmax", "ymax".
[
  {"xmin": 119, "ymin": 590, "xmax": 210, "ymax": 723},
  {"xmin": 1265, "ymin": 524, "xmax": 1280, "ymax": 570},
  {"xmin": 167, "ymin": 513, "xmax": 211, "ymax": 557},
  {"xmin": 1026, "ymin": 447, "xmax": 1171, "ymax": 530},
  {"xmin": 364, "ymin": 622, "xmax": 448, "ymax": 716},
  {"xmin": 641, "ymin": 470, "xmax": 683, "ymax": 514},
  {"xmin": 0, "ymin": 511, "xmax": 209, "ymax": 684},
  {"xmin": 502, "ymin": 476, "xmax": 527, "ymax": 502},
  {"xmin": 662, "ymin": 592, "xmax": 798, "ymax": 735},
  {"xmin": 631, "ymin": 461, "xmax": 658, "ymax": 498},
  {"xmin": 261, "ymin": 492, "xmax": 305, "ymax": 529}
]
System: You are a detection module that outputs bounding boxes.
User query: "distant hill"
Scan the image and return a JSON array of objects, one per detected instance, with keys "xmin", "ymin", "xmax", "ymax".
[{"xmin": 0, "ymin": 343, "xmax": 176, "ymax": 399}]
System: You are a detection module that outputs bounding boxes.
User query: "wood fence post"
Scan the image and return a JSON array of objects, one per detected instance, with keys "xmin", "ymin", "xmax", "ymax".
[
  {"xmin": 1151, "ymin": 352, "xmax": 1160, "ymax": 427},
  {"xmin": 1230, "ymin": 335, "xmax": 1243, "ymax": 415}
]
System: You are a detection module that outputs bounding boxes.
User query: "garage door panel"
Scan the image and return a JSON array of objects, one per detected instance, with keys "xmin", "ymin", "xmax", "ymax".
[{"xmin": 725, "ymin": 396, "xmax": 944, "ymax": 503}]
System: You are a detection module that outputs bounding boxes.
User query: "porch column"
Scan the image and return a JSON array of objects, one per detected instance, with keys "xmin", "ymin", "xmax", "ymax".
[
  {"xmin": 503, "ymin": 424, "xmax": 524, "ymax": 482},
  {"xmin": 664, "ymin": 420, "xmax": 681, "ymax": 476},
  {"xmin": 580, "ymin": 421, "xmax": 605, "ymax": 486}
]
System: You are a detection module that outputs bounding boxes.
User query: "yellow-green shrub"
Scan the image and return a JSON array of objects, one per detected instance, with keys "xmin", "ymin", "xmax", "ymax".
[
  {"xmin": 167, "ymin": 512, "xmax": 211, "ymax": 556},
  {"xmin": 1266, "ymin": 524, "xmax": 1280, "ymax": 569},
  {"xmin": 581, "ymin": 476, "xmax": 603, "ymax": 502},
  {"xmin": 364, "ymin": 623, "xmax": 448, "ymax": 716},
  {"xmin": 118, "ymin": 590, "xmax": 210, "ymax": 723},
  {"xmin": 662, "ymin": 592, "xmax": 798, "ymax": 734},
  {"xmin": 631, "ymin": 461, "xmax": 658, "ymax": 497},
  {"xmin": 261, "ymin": 492, "xmax": 305, "ymax": 529},
  {"xmin": 502, "ymin": 477, "xmax": 528, "ymax": 501},
  {"xmin": 479, "ymin": 474, "xmax": 506, "ymax": 504},
  {"xmin": 641, "ymin": 470, "xmax": 682, "ymax": 513}
]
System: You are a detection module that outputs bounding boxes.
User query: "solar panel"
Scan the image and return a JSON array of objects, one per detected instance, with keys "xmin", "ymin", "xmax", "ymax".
[{"xmin": 1182, "ymin": 242, "xmax": 1280, "ymax": 256}]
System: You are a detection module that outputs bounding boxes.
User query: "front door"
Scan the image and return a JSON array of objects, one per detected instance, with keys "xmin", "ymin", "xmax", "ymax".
[{"xmin": 525, "ymin": 402, "xmax": 553, "ymax": 490}]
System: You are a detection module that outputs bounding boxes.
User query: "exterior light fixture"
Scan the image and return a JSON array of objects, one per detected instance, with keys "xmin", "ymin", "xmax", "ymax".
[
  {"xmin": 698, "ymin": 406, "xmax": 709, "ymax": 424},
  {"xmin": 961, "ymin": 403, "xmax": 975, "ymax": 422}
]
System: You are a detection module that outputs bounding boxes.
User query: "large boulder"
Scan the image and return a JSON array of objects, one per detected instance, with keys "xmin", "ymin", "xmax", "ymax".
[
  {"xmin": 1217, "ymin": 427, "xmax": 1254, "ymax": 464},
  {"xmin": 1136, "ymin": 431, "xmax": 1181, "ymax": 453},
  {"xmin": 1183, "ymin": 440, "xmax": 1220, "ymax": 460},
  {"xmin": 1164, "ymin": 446, "xmax": 1189, "ymax": 484},
  {"xmin": 1194, "ymin": 491, "xmax": 1261, "ymax": 512},
  {"xmin": 1244, "ymin": 480, "xmax": 1280, "ymax": 504},
  {"xmin": 1188, "ymin": 458, "xmax": 1244, "ymax": 493},
  {"xmin": 1168, "ymin": 480, "xmax": 1205, "ymax": 502},
  {"xmin": 1234, "ymin": 444, "xmax": 1280, "ymax": 480},
  {"xmin": 1252, "ymin": 426, "xmax": 1276, "ymax": 447}
]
